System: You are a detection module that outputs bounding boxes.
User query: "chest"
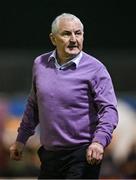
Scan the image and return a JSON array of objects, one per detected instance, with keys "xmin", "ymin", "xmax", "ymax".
[{"xmin": 35, "ymin": 64, "xmax": 92, "ymax": 104}]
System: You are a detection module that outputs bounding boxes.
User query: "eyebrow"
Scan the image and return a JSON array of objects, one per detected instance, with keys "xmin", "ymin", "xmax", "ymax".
[{"xmin": 62, "ymin": 29, "xmax": 82, "ymax": 33}]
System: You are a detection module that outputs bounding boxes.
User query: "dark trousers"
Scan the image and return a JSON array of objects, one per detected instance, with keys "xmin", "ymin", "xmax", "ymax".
[{"xmin": 38, "ymin": 144, "xmax": 101, "ymax": 179}]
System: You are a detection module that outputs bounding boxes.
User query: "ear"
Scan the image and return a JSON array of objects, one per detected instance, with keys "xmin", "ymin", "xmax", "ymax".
[{"xmin": 49, "ymin": 33, "xmax": 56, "ymax": 46}]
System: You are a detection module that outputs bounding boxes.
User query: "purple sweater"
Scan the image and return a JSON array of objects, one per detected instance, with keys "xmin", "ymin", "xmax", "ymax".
[{"xmin": 17, "ymin": 51, "xmax": 118, "ymax": 150}]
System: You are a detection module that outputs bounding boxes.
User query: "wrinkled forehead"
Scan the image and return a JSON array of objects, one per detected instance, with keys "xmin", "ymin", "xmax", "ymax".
[{"xmin": 58, "ymin": 18, "xmax": 83, "ymax": 31}]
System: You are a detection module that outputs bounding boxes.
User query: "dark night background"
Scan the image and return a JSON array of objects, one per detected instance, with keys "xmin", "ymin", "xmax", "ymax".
[
  {"xmin": 0, "ymin": 1, "xmax": 136, "ymax": 179},
  {"xmin": 0, "ymin": 0, "xmax": 136, "ymax": 93}
]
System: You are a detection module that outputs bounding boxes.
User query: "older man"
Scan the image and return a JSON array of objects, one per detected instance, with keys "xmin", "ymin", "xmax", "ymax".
[{"xmin": 10, "ymin": 13, "xmax": 118, "ymax": 179}]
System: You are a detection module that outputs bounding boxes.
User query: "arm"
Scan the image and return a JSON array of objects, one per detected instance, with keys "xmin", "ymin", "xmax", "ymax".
[
  {"xmin": 10, "ymin": 64, "xmax": 39, "ymax": 160},
  {"xmin": 16, "ymin": 81, "xmax": 39, "ymax": 144},
  {"xmin": 87, "ymin": 65, "xmax": 118, "ymax": 164}
]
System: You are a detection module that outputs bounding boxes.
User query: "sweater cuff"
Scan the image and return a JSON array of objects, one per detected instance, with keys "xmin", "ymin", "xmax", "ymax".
[
  {"xmin": 16, "ymin": 131, "xmax": 30, "ymax": 145},
  {"xmin": 92, "ymin": 133, "xmax": 109, "ymax": 148}
]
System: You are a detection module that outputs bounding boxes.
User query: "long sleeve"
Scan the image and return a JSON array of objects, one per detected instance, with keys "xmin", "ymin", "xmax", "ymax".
[
  {"xmin": 14, "ymin": 52, "xmax": 118, "ymax": 150},
  {"xmin": 16, "ymin": 64, "xmax": 39, "ymax": 144},
  {"xmin": 90, "ymin": 65, "xmax": 118, "ymax": 147}
]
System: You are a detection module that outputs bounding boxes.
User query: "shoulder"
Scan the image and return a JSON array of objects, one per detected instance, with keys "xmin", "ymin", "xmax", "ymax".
[
  {"xmin": 81, "ymin": 51, "xmax": 105, "ymax": 70},
  {"xmin": 34, "ymin": 51, "xmax": 53, "ymax": 65}
]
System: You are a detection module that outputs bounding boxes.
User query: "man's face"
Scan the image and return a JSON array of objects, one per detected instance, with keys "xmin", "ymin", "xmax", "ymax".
[{"xmin": 50, "ymin": 19, "xmax": 84, "ymax": 61}]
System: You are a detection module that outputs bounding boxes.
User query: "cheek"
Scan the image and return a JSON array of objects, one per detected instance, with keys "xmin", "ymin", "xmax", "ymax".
[
  {"xmin": 57, "ymin": 39, "xmax": 68, "ymax": 47},
  {"xmin": 79, "ymin": 37, "xmax": 84, "ymax": 43},
  {"xmin": 79, "ymin": 39, "xmax": 84, "ymax": 47},
  {"xmin": 57, "ymin": 43, "xmax": 67, "ymax": 52},
  {"xmin": 61, "ymin": 41, "xmax": 69, "ymax": 50}
]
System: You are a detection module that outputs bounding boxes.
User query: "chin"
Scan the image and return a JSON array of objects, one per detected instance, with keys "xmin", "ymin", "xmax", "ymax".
[{"xmin": 68, "ymin": 50, "xmax": 80, "ymax": 56}]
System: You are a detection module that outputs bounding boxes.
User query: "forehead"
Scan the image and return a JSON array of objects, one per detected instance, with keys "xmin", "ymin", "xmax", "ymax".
[{"xmin": 58, "ymin": 19, "xmax": 82, "ymax": 31}]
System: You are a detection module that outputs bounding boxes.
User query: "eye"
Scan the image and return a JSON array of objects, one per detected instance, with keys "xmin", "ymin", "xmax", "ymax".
[
  {"xmin": 62, "ymin": 31, "xmax": 71, "ymax": 36},
  {"xmin": 75, "ymin": 31, "xmax": 82, "ymax": 35}
]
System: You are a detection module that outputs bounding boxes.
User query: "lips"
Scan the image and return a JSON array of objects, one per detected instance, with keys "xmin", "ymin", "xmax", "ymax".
[{"xmin": 68, "ymin": 45, "xmax": 77, "ymax": 48}]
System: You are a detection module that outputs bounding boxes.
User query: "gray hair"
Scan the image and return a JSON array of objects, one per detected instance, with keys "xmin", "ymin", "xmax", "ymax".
[{"xmin": 51, "ymin": 13, "xmax": 84, "ymax": 34}]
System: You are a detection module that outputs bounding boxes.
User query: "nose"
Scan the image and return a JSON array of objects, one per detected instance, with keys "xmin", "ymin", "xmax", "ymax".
[{"xmin": 70, "ymin": 33, "xmax": 76, "ymax": 42}]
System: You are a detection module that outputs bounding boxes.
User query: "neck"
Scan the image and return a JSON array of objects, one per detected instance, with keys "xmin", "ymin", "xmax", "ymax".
[
  {"xmin": 56, "ymin": 52, "xmax": 78, "ymax": 65},
  {"xmin": 57, "ymin": 57, "xmax": 71, "ymax": 65}
]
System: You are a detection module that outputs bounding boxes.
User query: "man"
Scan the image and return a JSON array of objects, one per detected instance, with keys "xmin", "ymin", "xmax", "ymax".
[{"xmin": 10, "ymin": 13, "xmax": 118, "ymax": 179}]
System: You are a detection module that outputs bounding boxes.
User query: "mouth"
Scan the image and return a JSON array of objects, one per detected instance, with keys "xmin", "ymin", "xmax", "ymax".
[{"xmin": 68, "ymin": 45, "xmax": 78, "ymax": 50}]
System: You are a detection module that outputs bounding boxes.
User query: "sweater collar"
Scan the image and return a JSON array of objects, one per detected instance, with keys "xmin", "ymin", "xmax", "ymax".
[{"xmin": 48, "ymin": 50, "xmax": 83, "ymax": 69}]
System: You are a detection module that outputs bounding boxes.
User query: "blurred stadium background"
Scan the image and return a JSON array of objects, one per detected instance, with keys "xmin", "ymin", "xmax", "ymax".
[{"xmin": 0, "ymin": 0, "xmax": 136, "ymax": 179}]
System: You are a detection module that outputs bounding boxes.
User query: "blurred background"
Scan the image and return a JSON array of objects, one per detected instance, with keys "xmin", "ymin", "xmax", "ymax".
[{"xmin": 0, "ymin": 0, "xmax": 136, "ymax": 179}]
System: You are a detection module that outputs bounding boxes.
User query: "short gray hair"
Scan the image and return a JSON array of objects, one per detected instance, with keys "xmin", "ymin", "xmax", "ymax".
[{"xmin": 51, "ymin": 13, "xmax": 84, "ymax": 34}]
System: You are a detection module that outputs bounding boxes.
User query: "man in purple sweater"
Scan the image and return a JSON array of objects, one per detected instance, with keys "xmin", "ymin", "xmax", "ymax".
[{"xmin": 10, "ymin": 13, "xmax": 118, "ymax": 179}]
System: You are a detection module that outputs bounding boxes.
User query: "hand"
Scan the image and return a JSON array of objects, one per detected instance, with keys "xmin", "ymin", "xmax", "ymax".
[
  {"xmin": 86, "ymin": 142, "xmax": 104, "ymax": 165},
  {"xmin": 9, "ymin": 141, "xmax": 25, "ymax": 161}
]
